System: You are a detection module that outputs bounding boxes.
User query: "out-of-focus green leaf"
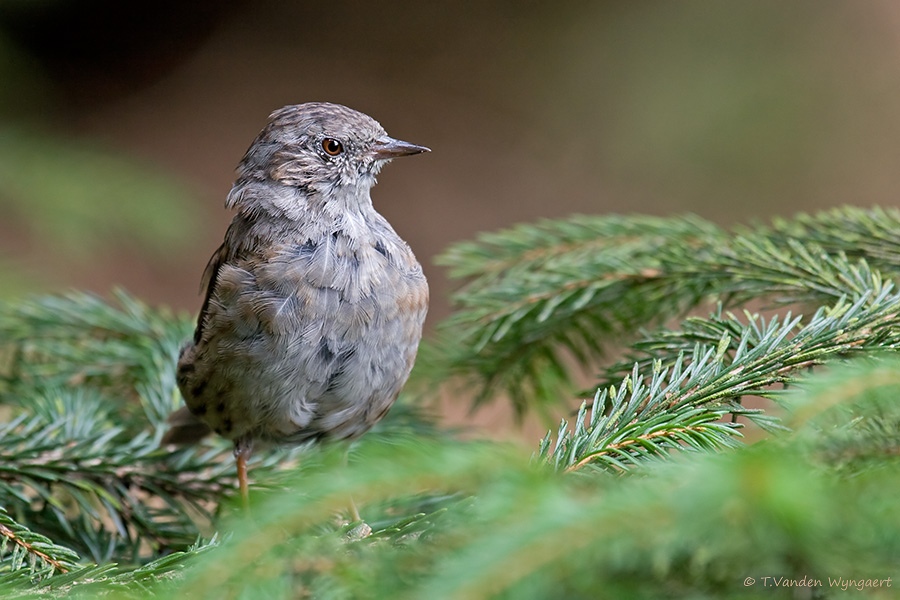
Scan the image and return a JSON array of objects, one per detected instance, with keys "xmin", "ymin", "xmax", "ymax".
[{"xmin": 0, "ymin": 127, "xmax": 201, "ymax": 260}]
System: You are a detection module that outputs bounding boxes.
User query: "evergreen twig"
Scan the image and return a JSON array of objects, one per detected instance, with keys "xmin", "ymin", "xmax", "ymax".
[
  {"xmin": 433, "ymin": 207, "xmax": 900, "ymax": 418},
  {"xmin": 0, "ymin": 507, "xmax": 80, "ymax": 577}
]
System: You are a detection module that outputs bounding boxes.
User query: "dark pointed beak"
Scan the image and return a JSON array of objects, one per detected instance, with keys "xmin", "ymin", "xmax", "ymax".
[{"xmin": 370, "ymin": 136, "xmax": 430, "ymax": 159}]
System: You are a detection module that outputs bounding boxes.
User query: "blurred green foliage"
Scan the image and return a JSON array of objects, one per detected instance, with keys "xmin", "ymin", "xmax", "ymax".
[
  {"xmin": 0, "ymin": 128, "xmax": 200, "ymax": 257},
  {"xmin": 4, "ymin": 358, "xmax": 900, "ymax": 598}
]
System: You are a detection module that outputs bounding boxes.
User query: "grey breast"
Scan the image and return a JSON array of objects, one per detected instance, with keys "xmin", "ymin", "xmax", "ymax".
[{"xmin": 178, "ymin": 215, "xmax": 428, "ymax": 444}]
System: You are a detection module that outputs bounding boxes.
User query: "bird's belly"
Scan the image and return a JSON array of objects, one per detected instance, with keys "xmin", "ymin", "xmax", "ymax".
[{"xmin": 183, "ymin": 270, "xmax": 427, "ymax": 444}]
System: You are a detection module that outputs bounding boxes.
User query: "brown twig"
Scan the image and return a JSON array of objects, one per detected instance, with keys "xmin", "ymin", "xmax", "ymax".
[
  {"xmin": 565, "ymin": 425, "xmax": 710, "ymax": 473},
  {"xmin": 0, "ymin": 521, "xmax": 70, "ymax": 573}
]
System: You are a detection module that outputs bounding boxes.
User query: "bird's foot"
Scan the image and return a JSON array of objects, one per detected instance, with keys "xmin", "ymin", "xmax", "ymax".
[{"xmin": 346, "ymin": 521, "xmax": 372, "ymax": 541}]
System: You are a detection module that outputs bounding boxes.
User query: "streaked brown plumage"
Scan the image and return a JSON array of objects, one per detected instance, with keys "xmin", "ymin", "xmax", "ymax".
[{"xmin": 164, "ymin": 102, "xmax": 429, "ymax": 509}]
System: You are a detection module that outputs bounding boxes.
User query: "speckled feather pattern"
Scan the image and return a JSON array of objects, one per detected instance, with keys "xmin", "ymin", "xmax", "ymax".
[{"xmin": 173, "ymin": 102, "xmax": 428, "ymax": 447}]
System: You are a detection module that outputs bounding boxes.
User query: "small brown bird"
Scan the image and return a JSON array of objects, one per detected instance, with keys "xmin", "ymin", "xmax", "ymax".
[{"xmin": 165, "ymin": 102, "xmax": 429, "ymax": 512}]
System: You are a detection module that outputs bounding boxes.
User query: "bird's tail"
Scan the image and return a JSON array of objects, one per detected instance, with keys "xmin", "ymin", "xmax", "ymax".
[{"xmin": 160, "ymin": 405, "xmax": 213, "ymax": 445}]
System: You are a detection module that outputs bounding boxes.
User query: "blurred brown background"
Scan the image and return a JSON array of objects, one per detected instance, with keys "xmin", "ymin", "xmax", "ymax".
[{"xmin": 2, "ymin": 1, "xmax": 900, "ymax": 436}]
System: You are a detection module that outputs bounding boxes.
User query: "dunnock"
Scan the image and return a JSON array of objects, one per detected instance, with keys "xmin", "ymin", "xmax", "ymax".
[{"xmin": 164, "ymin": 102, "xmax": 429, "ymax": 511}]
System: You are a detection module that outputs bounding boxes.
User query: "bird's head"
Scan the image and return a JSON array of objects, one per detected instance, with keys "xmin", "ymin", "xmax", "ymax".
[{"xmin": 227, "ymin": 102, "xmax": 428, "ymax": 214}]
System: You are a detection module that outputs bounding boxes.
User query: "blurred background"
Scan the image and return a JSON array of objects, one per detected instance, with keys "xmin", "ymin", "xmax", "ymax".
[{"xmin": 1, "ymin": 1, "xmax": 900, "ymax": 434}]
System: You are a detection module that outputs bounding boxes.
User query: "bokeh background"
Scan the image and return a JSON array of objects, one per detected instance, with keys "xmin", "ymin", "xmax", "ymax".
[{"xmin": 2, "ymin": 1, "xmax": 900, "ymax": 436}]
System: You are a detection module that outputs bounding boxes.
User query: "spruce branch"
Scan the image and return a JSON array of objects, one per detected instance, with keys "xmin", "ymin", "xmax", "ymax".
[
  {"xmin": 0, "ymin": 389, "xmax": 304, "ymax": 565},
  {"xmin": 0, "ymin": 290, "xmax": 193, "ymax": 433},
  {"xmin": 1, "ymin": 537, "xmax": 220, "ymax": 599},
  {"xmin": 544, "ymin": 284, "xmax": 900, "ymax": 472},
  {"xmin": 602, "ymin": 266, "xmax": 900, "ymax": 391},
  {"xmin": 0, "ymin": 292, "xmax": 247, "ymax": 561},
  {"xmin": 433, "ymin": 206, "xmax": 900, "ymax": 418},
  {"xmin": 0, "ymin": 507, "xmax": 80, "ymax": 577},
  {"xmin": 0, "ymin": 405, "xmax": 236, "ymax": 562},
  {"xmin": 786, "ymin": 358, "xmax": 900, "ymax": 475},
  {"xmin": 541, "ymin": 352, "xmax": 748, "ymax": 474},
  {"xmin": 431, "ymin": 214, "xmax": 724, "ymax": 418},
  {"xmin": 768, "ymin": 205, "xmax": 900, "ymax": 270}
]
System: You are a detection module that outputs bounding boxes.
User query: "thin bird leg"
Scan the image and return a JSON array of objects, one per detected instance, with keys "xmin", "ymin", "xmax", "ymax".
[
  {"xmin": 233, "ymin": 436, "xmax": 254, "ymax": 513},
  {"xmin": 343, "ymin": 448, "xmax": 371, "ymax": 539},
  {"xmin": 343, "ymin": 445, "xmax": 362, "ymax": 523},
  {"xmin": 348, "ymin": 495, "xmax": 362, "ymax": 523}
]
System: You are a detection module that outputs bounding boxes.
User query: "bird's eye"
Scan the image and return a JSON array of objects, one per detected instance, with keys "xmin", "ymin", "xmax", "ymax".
[{"xmin": 322, "ymin": 138, "xmax": 344, "ymax": 156}]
